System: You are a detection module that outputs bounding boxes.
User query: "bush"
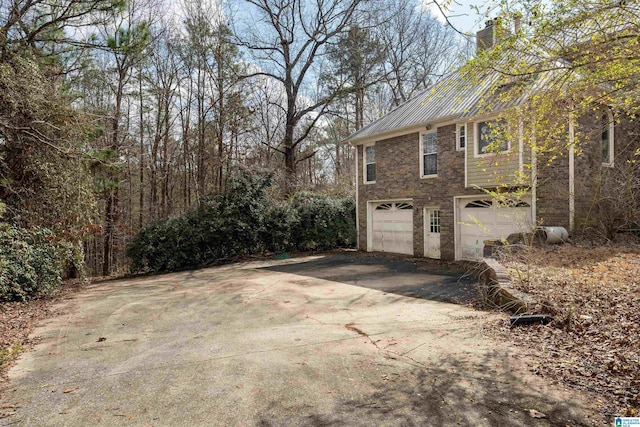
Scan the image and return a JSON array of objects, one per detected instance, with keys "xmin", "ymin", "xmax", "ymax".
[
  {"xmin": 262, "ymin": 204, "xmax": 299, "ymax": 253},
  {"xmin": 0, "ymin": 224, "xmax": 63, "ymax": 301},
  {"xmin": 127, "ymin": 171, "xmax": 272, "ymax": 272},
  {"xmin": 290, "ymin": 192, "xmax": 356, "ymax": 251},
  {"xmin": 127, "ymin": 171, "xmax": 357, "ymax": 274}
]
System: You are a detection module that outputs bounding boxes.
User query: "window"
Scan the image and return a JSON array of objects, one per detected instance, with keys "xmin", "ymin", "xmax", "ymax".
[
  {"xmin": 602, "ymin": 110, "xmax": 614, "ymax": 166},
  {"xmin": 396, "ymin": 202, "xmax": 413, "ymax": 210},
  {"xmin": 421, "ymin": 131, "xmax": 437, "ymax": 177},
  {"xmin": 498, "ymin": 200, "xmax": 531, "ymax": 208},
  {"xmin": 364, "ymin": 144, "xmax": 376, "ymax": 182},
  {"xmin": 465, "ymin": 200, "xmax": 492, "ymax": 208},
  {"xmin": 476, "ymin": 120, "xmax": 508, "ymax": 155},
  {"xmin": 375, "ymin": 203, "xmax": 392, "ymax": 210},
  {"xmin": 457, "ymin": 124, "xmax": 466, "ymax": 150},
  {"xmin": 429, "ymin": 210, "xmax": 440, "ymax": 233}
]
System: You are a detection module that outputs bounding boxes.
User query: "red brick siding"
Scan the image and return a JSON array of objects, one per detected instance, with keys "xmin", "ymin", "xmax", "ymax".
[{"xmin": 357, "ymin": 125, "xmax": 484, "ymax": 260}]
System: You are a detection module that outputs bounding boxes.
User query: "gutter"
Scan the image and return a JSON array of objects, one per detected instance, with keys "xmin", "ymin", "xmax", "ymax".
[
  {"xmin": 355, "ymin": 146, "xmax": 359, "ymax": 250},
  {"xmin": 568, "ymin": 119, "xmax": 575, "ymax": 232},
  {"xmin": 345, "ymin": 115, "xmax": 460, "ymax": 146}
]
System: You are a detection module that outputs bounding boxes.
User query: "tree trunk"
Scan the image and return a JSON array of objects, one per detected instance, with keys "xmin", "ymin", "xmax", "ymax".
[
  {"xmin": 102, "ymin": 192, "xmax": 113, "ymax": 276},
  {"xmin": 138, "ymin": 71, "xmax": 144, "ymax": 229},
  {"xmin": 102, "ymin": 74, "xmax": 124, "ymax": 276},
  {"xmin": 283, "ymin": 121, "xmax": 296, "ymax": 192}
]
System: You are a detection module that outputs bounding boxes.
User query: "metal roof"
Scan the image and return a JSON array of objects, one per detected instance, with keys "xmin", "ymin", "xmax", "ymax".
[{"xmin": 346, "ymin": 69, "xmax": 499, "ymax": 144}]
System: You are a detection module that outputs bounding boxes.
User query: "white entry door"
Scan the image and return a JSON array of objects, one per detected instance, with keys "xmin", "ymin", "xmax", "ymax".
[
  {"xmin": 371, "ymin": 201, "xmax": 414, "ymax": 255},
  {"xmin": 424, "ymin": 208, "xmax": 441, "ymax": 259}
]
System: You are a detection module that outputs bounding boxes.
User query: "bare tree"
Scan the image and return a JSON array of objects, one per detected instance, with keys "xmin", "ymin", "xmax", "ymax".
[
  {"xmin": 98, "ymin": 0, "xmax": 152, "ymax": 275},
  {"xmin": 378, "ymin": 0, "xmax": 466, "ymax": 108},
  {"xmin": 234, "ymin": 0, "xmax": 365, "ymax": 190}
]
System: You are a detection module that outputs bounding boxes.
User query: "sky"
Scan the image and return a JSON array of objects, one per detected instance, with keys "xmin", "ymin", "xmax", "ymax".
[{"xmin": 423, "ymin": 0, "xmax": 499, "ymax": 34}]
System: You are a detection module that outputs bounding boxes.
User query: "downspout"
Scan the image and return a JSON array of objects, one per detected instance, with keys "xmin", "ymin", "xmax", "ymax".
[
  {"xmin": 464, "ymin": 124, "xmax": 468, "ymax": 188},
  {"xmin": 568, "ymin": 119, "xmax": 575, "ymax": 232},
  {"xmin": 355, "ymin": 145, "xmax": 360, "ymax": 250},
  {"xmin": 519, "ymin": 119, "xmax": 524, "ymax": 176},
  {"xmin": 531, "ymin": 132, "xmax": 537, "ymax": 226}
]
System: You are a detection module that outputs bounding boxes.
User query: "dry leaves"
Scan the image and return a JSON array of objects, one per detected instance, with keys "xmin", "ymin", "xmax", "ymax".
[
  {"xmin": 496, "ymin": 245, "xmax": 640, "ymax": 420},
  {"xmin": 0, "ymin": 280, "xmax": 86, "ymax": 398},
  {"xmin": 528, "ymin": 408, "xmax": 547, "ymax": 419}
]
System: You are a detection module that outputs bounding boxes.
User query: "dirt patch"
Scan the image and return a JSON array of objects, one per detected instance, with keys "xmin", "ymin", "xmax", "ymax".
[
  {"xmin": 490, "ymin": 245, "xmax": 640, "ymax": 420},
  {"xmin": 0, "ymin": 279, "xmax": 89, "ymax": 398}
]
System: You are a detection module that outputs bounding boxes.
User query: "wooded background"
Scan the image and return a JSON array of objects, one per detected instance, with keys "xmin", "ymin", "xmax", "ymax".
[{"xmin": 0, "ymin": 0, "xmax": 470, "ymax": 278}]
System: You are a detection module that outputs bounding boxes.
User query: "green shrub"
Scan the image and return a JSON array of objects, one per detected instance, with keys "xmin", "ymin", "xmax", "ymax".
[
  {"xmin": 127, "ymin": 171, "xmax": 272, "ymax": 272},
  {"xmin": 290, "ymin": 192, "xmax": 356, "ymax": 251},
  {"xmin": 0, "ymin": 224, "xmax": 63, "ymax": 301},
  {"xmin": 126, "ymin": 171, "xmax": 357, "ymax": 274},
  {"xmin": 262, "ymin": 204, "xmax": 299, "ymax": 253}
]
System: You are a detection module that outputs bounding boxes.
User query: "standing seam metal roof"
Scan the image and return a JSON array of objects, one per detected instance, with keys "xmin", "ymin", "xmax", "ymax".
[{"xmin": 345, "ymin": 68, "xmax": 501, "ymax": 144}]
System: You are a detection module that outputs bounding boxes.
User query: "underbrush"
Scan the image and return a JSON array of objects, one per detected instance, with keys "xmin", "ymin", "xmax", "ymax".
[
  {"xmin": 0, "ymin": 344, "xmax": 22, "ymax": 367},
  {"xmin": 497, "ymin": 245, "xmax": 640, "ymax": 418},
  {"xmin": 0, "ymin": 223, "xmax": 81, "ymax": 301}
]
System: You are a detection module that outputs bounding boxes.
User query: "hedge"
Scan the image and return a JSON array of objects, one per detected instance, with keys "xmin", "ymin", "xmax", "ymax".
[
  {"xmin": 126, "ymin": 171, "xmax": 356, "ymax": 273},
  {"xmin": 0, "ymin": 224, "xmax": 66, "ymax": 301}
]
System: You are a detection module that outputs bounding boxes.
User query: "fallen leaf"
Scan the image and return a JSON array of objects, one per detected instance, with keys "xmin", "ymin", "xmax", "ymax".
[
  {"xmin": 528, "ymin": 409, "xmax": 547, "ymax": 419},
  {"xmin": 1, "ymin": 404, "xmax": 19, "ymax": 409}
]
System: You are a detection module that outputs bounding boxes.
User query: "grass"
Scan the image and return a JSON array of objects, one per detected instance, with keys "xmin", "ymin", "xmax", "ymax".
[{"xmin": 0, "ymin": 343, "xmax": 23, "ymax": 367}]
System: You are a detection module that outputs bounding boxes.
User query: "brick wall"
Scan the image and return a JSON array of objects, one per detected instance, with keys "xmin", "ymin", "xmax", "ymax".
[
  {"xmin": 357, "ymin": 124, "xmax": 482, "ymax": 260},
  {"xmin": 536, "ymin": 151, "xmax": 570, "ymax": 228},
  {"xmin": 511, "ymin": 112, "xmax": 639, "ymax": 232},
  {"xmin": 573, "ymin": 113, "xmax": 640, "ymax": 230},
  {"xmin": 356, "ymin": 113, "xmax": 640, "ymax": 256},
  {"xmin": 573, "ymin": 112, "xmax": 603, "ymax": 229}
]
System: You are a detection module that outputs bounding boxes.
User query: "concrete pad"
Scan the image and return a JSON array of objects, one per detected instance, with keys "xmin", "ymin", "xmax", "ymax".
[{"xmin": 1, "ymin": 254, "xmax": 597, "ymax": 426}]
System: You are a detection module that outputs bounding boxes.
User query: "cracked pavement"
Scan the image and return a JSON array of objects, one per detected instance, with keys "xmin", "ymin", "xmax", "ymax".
[{"xmin": 0, "ymin": 253, "xmax": 598, "ymax": 426}]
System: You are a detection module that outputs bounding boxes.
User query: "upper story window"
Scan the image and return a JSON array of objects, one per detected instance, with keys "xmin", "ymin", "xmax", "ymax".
[
  {"xmin": 457, "ymin": 124, "xmax": 466, "ymax": 151},
  {"xmin": 476, "ymin": 120, "xmax": 508, "ymax": 156},
  {"xmin": 364, "ymin": 144, "xmax": 376, "ymax": 183},
  {"xmin": 421, "ymin": 131, "xmax": 438, "ymax": 177},
  {"xmin": 602, "ymin": 110, "xmax": 614, "ymax": 167}
]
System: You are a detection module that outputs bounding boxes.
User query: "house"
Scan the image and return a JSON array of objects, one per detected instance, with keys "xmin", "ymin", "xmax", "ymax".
[{"xmin": 346, "ymin": 21, "xmax": 634, "ymax": 261}]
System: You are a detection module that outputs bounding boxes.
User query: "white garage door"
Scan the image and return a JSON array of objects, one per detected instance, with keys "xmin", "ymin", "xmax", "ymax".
[
  {"xmin": 371, "ymin": 201, "xmax": 414, "ymax": 255},
  {"xmin": 457, "ymin": 198, "xmax": 533, "ymax": 261}
]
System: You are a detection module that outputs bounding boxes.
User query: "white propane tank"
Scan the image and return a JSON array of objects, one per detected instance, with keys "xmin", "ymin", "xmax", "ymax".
[{"xmin": 541, "ymin": 226, "xmax": 569, "ymax": 244}]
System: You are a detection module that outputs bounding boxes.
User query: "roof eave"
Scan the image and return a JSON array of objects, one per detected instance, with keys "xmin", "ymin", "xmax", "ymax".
[{"xmin": 346, "ymin": 114, "xmax": 462, "ymax": 146}]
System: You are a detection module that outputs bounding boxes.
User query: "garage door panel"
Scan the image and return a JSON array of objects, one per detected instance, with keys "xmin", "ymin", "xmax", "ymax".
[
  {"xmin": 371, "ymin": 201, "xmax": 413, "ymax": 255},
  {"xmin": 457, "ymin": 199, "xmax": 532, "ymax": 261}
]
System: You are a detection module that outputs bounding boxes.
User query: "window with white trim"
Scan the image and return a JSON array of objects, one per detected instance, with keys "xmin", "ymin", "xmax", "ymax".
[
  {"xmin": 457, "ymin": 124, "xmax": 466, "ymax": 150},
  {"xmin": 421, "ymin": 131, "xmax": 437, "ymax": 177},
  {"xmin": 364, "ymin": 144, "xmax": 376, "ymax": 182},
  {"xmin": 602, "ymin": 110, "xmax": 614, "ymax": 166},
  {"xmin": 476, "ymin": 120, "xmax": 508, "ymax": 155}
]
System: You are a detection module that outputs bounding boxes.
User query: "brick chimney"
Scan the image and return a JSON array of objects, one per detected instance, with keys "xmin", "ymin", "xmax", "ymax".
[{"xmin": 476, "ymin": 19, "xmax": 498, "ymax": 53}]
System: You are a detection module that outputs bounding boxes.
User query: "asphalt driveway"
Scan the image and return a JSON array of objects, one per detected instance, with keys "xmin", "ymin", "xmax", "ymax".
[
  {"xmin": 263, "ymin": 252, "xmax": 475, "ymax": 303},
  {"xmin": 1, "ymin": 253, "xmax": 596, "ymax": 426}
]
